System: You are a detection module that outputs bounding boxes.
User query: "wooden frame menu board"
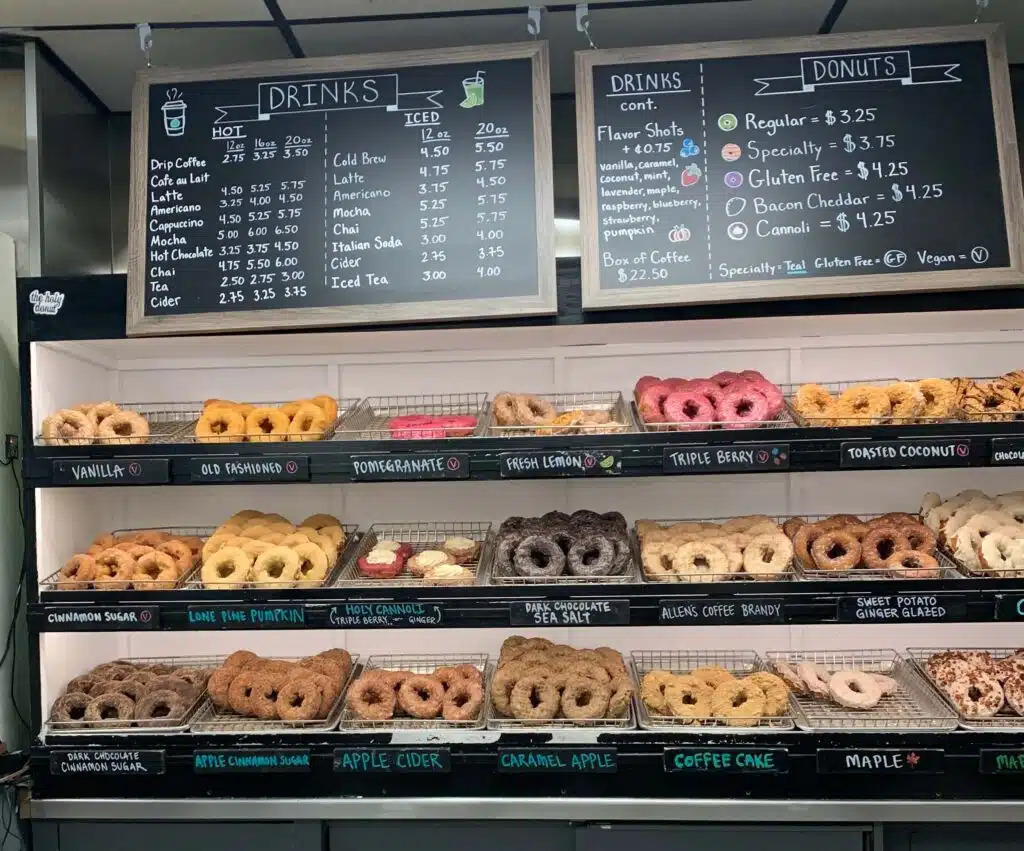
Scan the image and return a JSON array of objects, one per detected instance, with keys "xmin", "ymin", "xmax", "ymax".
[
  {"xmin": 575, "ymin": 25, "xmax": 1024, "ymax": 309},
  {"xmin": 127, "ymin": 42, "xmax": 555, "ymax": 335}
]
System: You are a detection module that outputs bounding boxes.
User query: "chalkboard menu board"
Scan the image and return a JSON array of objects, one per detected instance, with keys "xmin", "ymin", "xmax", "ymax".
[
  {"xmin": 127, "ymin": 43, "xmax": 555, "ymax": 335},
  {"xmin": 576, "ymin": 25, "xmax": 1024, "ymax": 308}
]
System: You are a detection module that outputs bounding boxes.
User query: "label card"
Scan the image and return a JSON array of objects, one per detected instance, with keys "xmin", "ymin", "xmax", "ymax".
[
  {"xmin": 50, "ymin": 749, "xmax": 165, "ymax": 776},
  {"xmin": 351, "ymin": 453, "xmax": 470, "ymax": 481},
  {"xmin": 660, "ymin": 597, "xmax": 784, "ymax": 625},
  {"xmin": 995, "ymin": 595, "xmax": 1024, "ymax": 621},
  {"xmin": 497, "ymin": 747, "xmax": 617, "ymax": 773},
  {"xmin": 52, "ymin": 459, "xmax": 169, "ymax": 485},
  {"xmin": 664, "ymin": 747, "xmax": 789, "ymax": 774},
  {"xmin": 840, "ymin": 439, "xmax": 971, "ymax": 469},
  {"xmin": 980, "ymin": 750, "xmax": 1024, "ymax": 774},
  {"xmin": 837, "ymin": 594, "xmax": 967, "ymax": 623},
  {"xmin": 816, "ymin": 749, "xmax": 944, "ymax": 774},
  {"xmin": 44, "ymin": 606, "xmax": 160, "ymax": 631},
  {"xmin": 334, "ymin": 747, "xmax": 450, "ymax": 773},
  {"xmin": 327, "ymin": 603, "xmax": 444, "ymax": 628},
  {"xmin": 194, "ymin": 748, "xmax": 310, "ymax": 773},
  {"xmin": 186, "ymin": 605, "xmax": 305, "ymax": 628},
  {"xmin": 499, "ymin": 450, "xmax": 621, "ymax": 478},
  {"xmin": 663, "ymin": 444, "xmax": 789, "ymax": 474},
  {"xmin": 189, "ymin": 457, "xmax": 309, "ymax": 483},
  {"xmin": 509, "ymin": 599, "xmax": 629, "ymax": 626},
  {"xmin": 990, "ymin": 438, "xmax": 1024, "ymax": 465}
]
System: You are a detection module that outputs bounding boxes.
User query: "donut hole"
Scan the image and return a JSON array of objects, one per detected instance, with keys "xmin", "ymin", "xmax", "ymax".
[
  {"xmin": 263, "ymin": 559, "xmax": 288, "ymax": 579},
  {"xmin": 875, "ymin": 538, "xmax": 897, "ymax": 560},
  {"xmin": 528, "ymin": 548, "xmax": 553, "ymax": 569},
  {"xmin": 826, "ymin": 542, "xmax": 849, "ymax": 560},
  {"xmin": 569, "ymin": 687, "xmax": 596, "ymax": 708},
  {"xmin": 682, "ymin": 400, "xmax": 702, "ymax": 418},
  {"xmin": 734, "ymin": 397, "xmax": 754, "ymax": 416},
  {"xmin": 148, "ymin": 701, "xmax": 173, "ymax": 718},
  {"xmin": 67, "ymin": 704, "xmax": 87, "ymax": 721},
  {"xmin": 525, "ymin": 685, "xmax": 547, "ymax": 709}
]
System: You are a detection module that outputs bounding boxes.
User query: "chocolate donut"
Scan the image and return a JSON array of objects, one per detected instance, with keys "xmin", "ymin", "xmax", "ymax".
[
  {"xmin": 513, "ymin": 535, "xmax": 566, "ymax": 577},
  {"xmin": 136, "ymin": 688, "xmax": 188, "ymax": 724},
  {"xmin": 85, "ymin": 693, "xmax": 135, "ymax": 722},
  {"xmin": 567, "ymin": 535, "xmax": 617, "ymax": 576},
  {"xmin": 50, "ymin": 692, "xmax": 90, "ymax": 726}
]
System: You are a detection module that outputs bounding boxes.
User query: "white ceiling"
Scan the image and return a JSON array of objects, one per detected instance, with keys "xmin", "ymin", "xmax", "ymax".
[{"xmin": 3, "ymin": 0, "xmax": 1019, "ymax": 111}]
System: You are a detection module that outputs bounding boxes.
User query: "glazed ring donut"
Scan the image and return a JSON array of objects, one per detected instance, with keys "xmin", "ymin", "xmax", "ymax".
[
  {"xmin": 252, "ymin": 546, "xmax": 300, "ymax": 586},
  {"xmin": 58, "ymin": 554, "xmax": 97, "ymax": 590},
  {"xmin": 85, "ymin": 402, "xmax": 120, "ymax": 430},
  {"xmin": 50, "ymin": 692, "xmax": 90, "ymax": 725},
  {"xmin": 810, "ymin": 531, "xmax": 862, "ymax": 572},
  {"xmin": 782, "ymin": 517, "xmax": 806, "ymax": 538},
  {"xmin": 513, "ymin": 535, "xmax": 566, "ymax": 577},
  {"xmin": 201, "ymin": 546, "xmax": 252, "ymax": 589},
  {"xmin": 276, "ymin": 677, "xmax": 322, "ymax": 721},
  {"xmin": 862, "ymin": 526, "xmax": 910, "ymax": 571},
  {"xmin": 672, "ymin": 541, "xmax": 729, "ymax": 581},
  {"xmin": 97, "ymin": 411, "xmax": 150, "ymax": 445},
  {"xmin": 791, "ymin": 523, "xmax": 824, "ymax": 568},
  {"xmin": 513, "ymin": 394, "xmax": 556, "ymax": 426},
  {"xmin": 828, "ymin": 670, "xmax": 882, "ymax": 710},
  {"xmin": 288, "ymin": 403, "xmax": 328, "ymax": 442},
  {"xmin": 561, "ymin": 676, "xmax": 612, "ymax": 719},
  {"xmin": 42, "ymin": 409, "xmax": 95, "ymax": 445},
  {"xmin": 301, "ymin": 513, "xmax": 342, "ymax": 530},
  {"xmin": 567, "ymin": 535, "xmax": 617, "ymax": 576},
  {"xmin": 441, "ymin": 678, "xmax": 484, "ymax": 721},
  {"xmin": 136, "ymin": 688, "xmax": 188, "ymax": 724},
  {"xmin": 309, "ymin": 395, "xmax": 339, "ymax": 423},
  {"xmin": 246, "ymin": 407, "xmax": 290, "ymax": 443},
  {"xmin": 886, "ymin": 550, "xmax": 940, "ymax": 579},
  {"xmin": 93, "ymin": 548, "xmax": 136, "ymax": 590},
  {"xmin": 132, "ymin": 551, "xmax": 179, "ymax": 590},
  {"xmin": 492, "ymin": 393, "xmax": 519, "ymax": 426},
  {"xmin": 84, "ymin": 693, "xmax": 135, "ymax": 722},
  {"xmin": 509, "ymin": 674, "xmax": 560, "ymax": 720},
  {"xmin": 793, "ymin": 384, "xmax": 834, "ymax": 423},
  {"xmin": 196, "ymin": 407, "xmax": 246, "ymax": 443},
  {"xmin": 902, "ymin": 523, "xmax": 937, "ymax": 555},
  {"xmin": 711, "ymin": 680, "xmax": 766, "ymax": 725},
  {"xmin": 833, "ymin": 386, "xmax": 891, "ymax": 426},
  {"xmin": 346, "ymin": 675, "xmax": 397, "ymax": 720},
  {"xmin": 743, "ymin": 533, "xmax": 793, "ymax": 579},
  {"xmin": 158, "ymin": 540, "xmax": 194, "ymax": 574},
  {"xmin": 292, "ymin": 541, "xmax": 330, "ymax": 585}
]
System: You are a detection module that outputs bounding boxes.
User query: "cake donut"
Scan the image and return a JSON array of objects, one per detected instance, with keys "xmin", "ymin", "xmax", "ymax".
[
  {"xmin": 662, "ymin": 391, "xmax": 715, "ymax": 432},
  {"xmin": 828, "ymin": 670, "xmax": 882, "ymax": 710},
  {"xmin": 716, "ymin": 386, "xmax": 769, "ymax": 428},
  {"xmin": 97, "ymin": 411, "xmax": 150, "ymax": 445}
]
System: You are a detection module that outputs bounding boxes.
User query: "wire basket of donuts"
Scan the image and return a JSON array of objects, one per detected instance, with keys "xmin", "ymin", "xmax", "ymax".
[
  {"xmin": 633, "ymin": 650, "xmax": 795, "ymax": 732},
  {"xmin": 190, "ymin": 649, "xmax": 357, "ymax": 734},
  {"xmin": 954, "ymin": 373, "xmax": 1024, "ymax": 422},
  {"xmin": 487, "ymin": 638, "xmax": 635, "ymax": 730},
  {"xmin": 341, "ymin": 654, "xmax": 491, "ymax": 730},
  {"xmin": 764, "ymin": 650, "xmax": 957, "ymax": 732},
  {"xmin": 636, "ymin": 516, "xmax": 793, "ymax": 583},
  {"xmin": 488, "ymin": 391, "xmax": 633, "ymax": 436},
  {"xmin": 40, "ymin": 527, "xmax": 207, "ymax": 596},
  {"xmin": 44, "ymin": 655, "xmax": 215, "ymax": 737},
  {"xmin": 184, "ymin": 511, "xmax": 355, "ymax": 590},
  {"xmin": 786, "ymin": 512, "xmax": 961, "ymax": 580},
  {"xmin": 787, "ymin": 378, "xmax": 976, "ymax": 427},
  {"xmin": 337, "ymin": 393, "xmax": 487, "ymax": 440},
  {"xmin": 491, "ymin": 511, "xmax": 638, "ymax": 585},
  {"xmin": 924, "ymin": 489, "xmax": 1024, "ymax": 578},
  {"xmin": 190, "ymin": 396, "xmax": 358, "ymax": 443},
  {"xmin": 37, "ymin": 402, "xmax": 192, "ymax": 446},
  {"xmin": 336, "ymin": 521, "xmax": 491, "ymax": 587},
  {"xmin": 907, "ymin": 648, "xmax": 1024, "ymax": 731},
  {"xmin": 633, "ymin": 372, "xmax": 792, "ymax": 432}
]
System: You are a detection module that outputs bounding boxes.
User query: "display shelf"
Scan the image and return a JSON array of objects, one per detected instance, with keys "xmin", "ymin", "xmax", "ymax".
[{"xmin": 26, "ymin": 575, "xmax": 1024, "ymax": 631}]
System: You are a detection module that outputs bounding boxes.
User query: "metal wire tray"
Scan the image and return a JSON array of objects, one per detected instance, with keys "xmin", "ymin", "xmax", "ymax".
[
  {"xmin": 633, "ymin": 387, "xmax": 796, "ymax": 433},
  {"xmin": 39, "ymin": 526, "xmax": 208, "ymax": 595},
  {"xmin": 788, "ymin": 513, "xmax": 963, "ymax": 581},
  {"xmin": 784, "ymin": 378, "xmax": 969, "ymax": 427},
  {"xmin": 485, "ymin": 391, "xmax": 635, "ymax": 437},
  {"xmin": 335, "ymin": 393, "xmax": 488, "ymax": 440},
  {"xmin": 635, "ymin": 516, "xmax": 793, "ymax": 584},
  {"xmin": 764, "ymin": 649, "xmax": 957, "ymax": 732},
  {"xmin": 43, "ymin": 654, "xmax": 216, "ymax": 737},
  {"xmin": 489, "ymin": 523, "xmax": 639, "ymax": 586},
  {"xmin": 631, "ymin": 650, "xmax": 795, "ymax": 732},
  {"xmin": 35, "ymin": 402, "xmax": 196, "ymax": 446},
  {"xmin": 340, "ymin": 653, "xmax": 491, "ymax": 730},
  {"xmin": 182, "ymin": 524, "xmax": 360, "ymax": 590},
  {"xmin": 335, "ymin": 522, "xmax": 491, "ymax": 588},
  {"xmin": 939, "ymin": 540, "xmax": 1024, "ymax": 580},
  {"xmin": 906, "ymin": 647, "xmax": 1024, "ymax": 731},
  {"xmin": 190, "ymin": 653, "xmax": 359, "ymax": 735}
]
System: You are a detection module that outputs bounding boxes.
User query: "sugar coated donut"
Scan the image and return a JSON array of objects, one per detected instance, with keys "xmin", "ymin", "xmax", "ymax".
[
  {"xmin": 93, "ymin": 548, "xmax": 136, "ymax": 590},
  {"xmin": 98, "ymin": 411, "xmax": 150, "ymax": 445},
  {"xmin": 276, "ymin": 677, "xmax": 322, "ymax": 721},
  {"xmin": 84, "ymin": 402, "xmax": 119, "ymax": 430},
  {"xmin": 85, "ymin": 693, "xmax": 135, "ymax": 722},
  {"xmin": 561, "ymin": 676, "xmax": 611, "ymax": 720},
  {"xmin": 58, "ymin": 554, "xmax": 97, "ymax": 590},
  {"xmin": 202, "ymin": 546, "xmax": 252, "ymax": 589},
  {"xmin": 662, "ymin": 391, "xmax": 715, "ymax": 432},
  {"xmin": 811, "ymin": 531, "xmax": 862, "ymax": 572},
  {"xmin": 132, "ymin": 551, "xmax": 179, "ymax": 590},
  {"xmin": 886, "ymin": 550, "xmax": 940, "ymax": 579},
  {"xmin": 492, "ymin": 393, "xmax": 519, "ymax": 425},
  {"xmin": 50, "ymin": 692, "xmax": 90, "ymax": 726},
  {"xmin": 288, "ymin": 403, "xmax": 328, "ymax": 441},
  {"xmin": 510, "ymin": 674, "xmax": 560, "ymax": 720},
  {"xmin": 347, "ymin": 676, "xmax": 397, "ymax": 720},
  {"xmin": 196, "ymin": 407, "xmax": 246, "ymax": 443},
  {"xmin": 717, "ymin": 386, "xmax": 769, "ymax": 429},
  {"xmin": 513, "ymin": 394, "xmax": 556, "ymax": 426},
  {"xmin": 253, "ymin": 546, "xmax": 300, "ymax": 586},
  {"xmin": 42, "ymin": 409, "xmax": 95, "ymax": 445},
  {"xmin": 137, "ymin": 689, "xmax": 188, "ymax": 724},
  {"xmin": 246, "ymin": 407, "xmax": 290, "ymax": 443},
  {"xmin": 829, "ymin": 670, "xmax": 882, "ymax": 710},
  {"xmin": 442, "ymin": 678, "xmax": 484, "ymax": 721},
  {"xmin": 672, "ymin": 541, "xmax": 728, "ymax": 581}
]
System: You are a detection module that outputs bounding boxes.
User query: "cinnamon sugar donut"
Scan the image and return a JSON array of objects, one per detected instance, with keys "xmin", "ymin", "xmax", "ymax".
[
  {"xmin": 275, "ymin": 677, "xmax": 322, "ymax": 721},
  {"xmin": 93, "ymin": 548, "xmax": 136, "ymax": 590},
  {"xmin": 131, "ymin": 551, "xmax": 179, "ymax": 589},
  {"xmin": 58, "ymin": 554, "xmax": 97, "ymax": 590},
  {"xmin": 346, "ymin": 675, "xmax": 397, "ymax": 720}
]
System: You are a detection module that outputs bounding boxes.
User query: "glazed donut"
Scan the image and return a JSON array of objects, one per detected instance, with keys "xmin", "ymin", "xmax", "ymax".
[
  {"xmin": 798, "ymin": 662, "xmax": 832, "ymax": 698},
  {"xmin": 136, "ymin": 689, "xmax": 189, "ymax": 724},
  {"xmin": 828, "ymin": 670, "xmax": 882, "ymax": 710},
  {"xmin": 246, "ymin": 407, "xmax": 290, "ymax": 443},
  {"xmin": 432, "ymin": 666, "xmax": 467, "ymax": 691},
  {"xmin": 561, "ymin": 676, "xmax": 612, "ymax": 720},
  {"xmin": 917, "ymin": 378, "xmax": 956, "ymax": 421},
  {"xmin": 301, "ymin": 513, "xmax": 342, "ymax": 531},
  {"xmin": 877, "ymin": 512, "xmax": 921, "ymax": 526},
  {"xmin": 492, "ymin": 393, "xmax": 519, "ymax": 426},
  {"xmin": 157, "ymin": 540, "xmax": 193, "ymax": 574},
  {"xmin": 885, "ymin": 382, "xmax": 925, "ymax": 421},
  {"xmin": 132, "ymin": 551, "xmax": 179, "ymax": 590},
  {"xmin": 743, "ymin": 533, "xmax": 793, "ymax": 579},
  {"xmin": 902, "ymin": 523, "xmax": 937, "ymax": 555},
  {"xmin": 811, "ymin": 531, "xmax": 862, "ymax": 572},
  {"xmin": 980, "ymin": 532, "xmax": 1018, "ymax": 574},
  {"xmin": 307, "ymin": 395, "xmax": 339, "ymax": 423},
  {"xmin": 93, "ymin": 548, "xmax": 136, "ymax": 590},
  {"xmin": 509, "ymin": 674, "xmax": 560, "ymax": 720},
  {"xmin": 833, "ymin": 386, "xmax": 891, "ymax": 426},
  {"xmin": 661, "ymin": 675, "xmax": 711, "ymax": 721},
  {"xmin": 276, "ymin": 677, "xmax": 322, "ymax": 721},
  {"xmin": 567, "ymin": 535, "xmax": 617, "ymax": 576},
  {"xmin": 513, "ymin": 394, "xmax": 556, "ymax": 426},
  {"xmin": 288, "ymin": 403, "xmax": 328, "ymax": 442},
  {"xmin": 85, "ymin": 693, "xmax": 135, "ymax": 722},
  {"xmin": 717, "ymin": 386, "xmax": 770, "ymax": 429},
  {"xmin": 201, "ymin": 547, "xmax": 252, "ymax": 589},
  {"xmin": 58, "ymin": 554, "xmax": 97, "ymax": 590},
  {"xmin": 252, "ymin": 546, "xmax": 300, "ymax": 586},
  {"xmin": 862, "ymin": 527, "xmax": 911, "ymax": 570},
  {"xmin": 97, "ymin": 411, "xmax": 150, "ymax": 445},
  {"xmin": 705, "ymin": 537, "xmax": 743, "ymax": 574},
  {"xmin": 672, "ymin": 541, "xmax": 729, "ymax": 581},
  {"xmin": 50, "ymin": 692, "xmax": 91, "ymax": 725},
  {"xmin": 292, "ymin": 541, "xmax": 330, "ymax": 585},
  {"xmin": 744, "ymin": 672, "xmax": 790, "ymax": 716},
  {"xmin": 791, "ymin": 523, "xmax": 823, "ymax": 568},
  {"xmin": 793, "ymin": 384, "xmax": 834, "ymax": 423},
  {"xmin": 84, "ymin": 402, "xmax": 120, "ymax": 430},
  {"xmin": 318, "ymin": 525, "xmax": 346, "ymax": 548},
  {"xmin": 42, "ymin": 409, "xmax": 95, "ymax": 445},
  {"xmin": 441, "ymin": 679, "xmax": 484, "ymax": 721},
  {"xmin": 662, "ymin": 391, "xmax": 715, "ymax": 432},
  {"xmin": 196, "ymin": 407, "xmax": 246, "ymax": 443},
  {"xmin": 886, "ymin": 550, "xmax": 940, "ymax": 579},
  {"xmin": 347, "ymin": 676, "xmax": 397, "ymax": 720},
  {"xmin": 711, "ymin": 680, "xmax": 766, "ymax": 726},
  {"xmin": 513, "ymin": 535, "xmax": 565, "ymax": 577}
]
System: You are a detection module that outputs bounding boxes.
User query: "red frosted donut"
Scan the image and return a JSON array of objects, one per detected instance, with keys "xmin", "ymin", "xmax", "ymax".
[
  {"xmin": 665, "ymin": 378, "xmax": 690, "ymax": 390},
  {"xmin": 748, "ymin": 379, "xmax": 785, "ymax": 418},
  {"xmin": 740, "ymin": 370, "xmax": 765, "ymax": 381},
  {"xmin": 709, "ymin": 371, "xmax": 742, "ymax": 387},
  {"xmin": 389, "ymin": 416, "xmax": 446, "ymax": 439},
  {"xmin": 634, "ymin": 376, "xmax": 661, "ymax": 396},
  {"xmin": 436, "ymin": 415, "xmax": 477, "ymax": 437},
  {"xmin": 716, "ymin": 386, "xmax": 770, "ymax": 429},
  {"xmin": 638, "ymin": 383, "xmax": 674, "ymax": 423},
  {"xmin": 681, "ymin": 379, "xmax": 725, "ymax": 408},
  {"xmin": 662, "ymin": 391, "xmax": 715, "ymax": 431}
]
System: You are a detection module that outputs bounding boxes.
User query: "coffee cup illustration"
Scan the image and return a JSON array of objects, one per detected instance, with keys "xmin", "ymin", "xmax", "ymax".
[{"xmin": 162, "ymin": 88, "xmax": 187, "ymax": 137}]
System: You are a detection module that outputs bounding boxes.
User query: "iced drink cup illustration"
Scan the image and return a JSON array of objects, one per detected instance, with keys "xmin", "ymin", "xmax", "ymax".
[
  {"xmin": 460, "ymin": 71, "xmax": 485, "ymax": 108},
  {"xmin": 162, "ymin": 88, "xmax": 187, "ymax": 137}
]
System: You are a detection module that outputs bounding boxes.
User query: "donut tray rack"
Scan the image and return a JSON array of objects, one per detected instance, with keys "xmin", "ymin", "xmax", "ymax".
[
  {"xmin": 488, "ymin": 531, "xmax": 639, "ymax": 586},
  {"xmin": 634, "ymin": 516, "xmax": 795, "ymax": 584},
  {"xmin": 791, "ymin": 514, "xmax": 963, "ymax": 582},
  {"xmin": 764, "ymin": 649, "xmax": 958, "ymax": 732},
  {"xmin": 189, "ymin": 654, "xmax": 360, "ymax": 735},
  {"xmin": 939, "ymin": 542, "xmax": 1024, "ymax": 580},
  {"xmin": 334, "ymin": 393, "xmax": 489, "ymax": 440},
  {"xmin": 335, "ymin": 522, "xmax": 493, "ymax": 588},
  {"xmin": 180, "ymin": 524, "xmax": 361, "ymax": 591},
  {"xmin": 484, "ymin": 391, "xmax": 635, "ymax": 437},
  {"xmin": 487, "ymin": 683, "xmax": 637, "ymax": 731},
  {"xmin": 632, "ymin": 390, "xmax": 797, "ymax": 433},
  {"xmin": 339, "ymin": 653, "xmax": 491, "ymax": 730},
  {"xmin": 906, "ymin": 647, "xmax": 1024, "ymax": 732},
  {"xmin": 42, "ymin": 654, "xmax": 216, "ymax": 739},
  {"xmin": 38, "ymin": 526, "xmax": 208, "ymax": 596}
]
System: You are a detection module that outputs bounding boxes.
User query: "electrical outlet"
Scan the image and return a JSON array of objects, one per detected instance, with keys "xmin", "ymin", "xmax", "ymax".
[{"xmin": 4, "ymin": 435, "xmax": 18, "ymax": 462}]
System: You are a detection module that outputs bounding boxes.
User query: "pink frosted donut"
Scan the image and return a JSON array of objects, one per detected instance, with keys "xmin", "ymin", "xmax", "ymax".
[
  {"xmin": 389, "ymin": 416, "xmax": 445, "ymax": 439},
  {"xmin": 709, "ymin": 371, "xmax": 742, "ymax": 387},
  {"xmin": 634, "ymin": 376, "xmax": 662, "ymax": 396},
  {"xmin": 716, "ymin": 386, "xmax": 769, "ymax": 429},
  {"xmin": 436, "ymin": 415, "xmax": 477, "ymax": 437},
  {"xmin": 637, "ymin": 382, "xmax": 674, "ymax": 423},
  {"xmin": 748, "ymin": 380, "xmax": 785, "ymax": 419},
  {"xmin": 681, "ymin": 379, "xmax": 725, "ymax": 408},
  {"xmin": 662, "ymin": 391, "xmax": 715, "ymax": 431},
  {"xmin": 665, "ymin": 378, "xmax": 691, "ymax": 390}
]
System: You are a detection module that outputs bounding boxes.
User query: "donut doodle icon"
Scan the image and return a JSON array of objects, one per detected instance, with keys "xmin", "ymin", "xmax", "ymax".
[
  {"xmin": 128, "ymin": 462, "xmax": 142, "ymax": 477},
  {"xmin": 285, "ymin": 460, "xmax": 299, "ymax": 474},
  {"xmin": 446, "ymin": 456, "xmax": 461, "ymax": 471}
]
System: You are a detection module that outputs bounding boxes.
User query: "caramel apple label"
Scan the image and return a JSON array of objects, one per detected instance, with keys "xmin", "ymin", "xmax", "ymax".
[{"xmin": 497, "ymin": 747, "xmax": 617, "ymax": 773}]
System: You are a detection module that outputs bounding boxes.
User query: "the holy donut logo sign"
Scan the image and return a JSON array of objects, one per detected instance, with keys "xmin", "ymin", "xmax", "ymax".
[{"xmin": 29, "ymin": 289, "xmax": 65, "ymax": 316}]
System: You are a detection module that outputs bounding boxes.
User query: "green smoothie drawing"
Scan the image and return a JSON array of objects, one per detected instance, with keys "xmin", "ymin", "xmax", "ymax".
[
  {"xmin": 460, "ymin": 71, "xmax": 485, "ymax": 108},
  {"xmin": 162, "ymin": 88, "xmax": 187, "ymax": 137}
]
